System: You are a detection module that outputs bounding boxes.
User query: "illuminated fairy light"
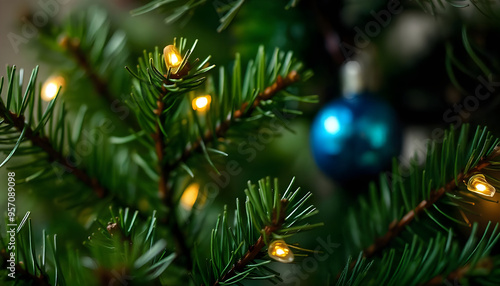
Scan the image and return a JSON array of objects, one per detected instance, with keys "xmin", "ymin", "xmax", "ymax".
[
  {"xmin": 41, "ymin": 76, "xmax": 65, "ymax": 102},
  {"xmin": 192, "ymin": 95, "xmax": 212, "ymax": 111},
  {"xmin": 268, "ymin": 240, "xmax": 294, "ymax": 263},
  {"xmin": 467, "ymin": 174, "xmax": 496, "ymax": 197},
  {"xmin": 169, "ymin": 53, "xmax": 180, "ymax": 66},
  {"xmin": 180, "ymin": 183, "xmax": 200, "ymax": 211},
  {"xmin": 163, "ymin": 45, "xmax": 182, "ymax": 72}
]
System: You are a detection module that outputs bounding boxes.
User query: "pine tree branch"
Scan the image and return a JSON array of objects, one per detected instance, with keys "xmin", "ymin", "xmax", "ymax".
[
  {"xmin": 363, "ymin": 146, "xmax": 500, "ymax": 258},
  {"xmin": 166, "ymin": 70, "xmax": 300, "ymax": 175},
  {"xmin": 212, "ymin": 199, "xmax": 289, "ymax": 286},
  {"xmin": 59, "ymin": 36, "xmax": 137, "ymax": 128},
  {"xmin": 154, "ymin": 89, "xmax": 168, "ymax": 201},
  {"xmin": 153, "ymin": 86, "xmax": 192, "ymax": 267},
  {"xmin": 159, "ymin": 71, "xmax": 301, "ymax": 261},
  {"xmin": 193, "ymin": 177, "xmax": 321, "ymax": 285},
  {"xmin": 60, "ymin": 36, "xmax": 115, "ymax": 105},
  {"xmin": 5, "ymin": 110, "xmax": 108, "ymax": 198}
]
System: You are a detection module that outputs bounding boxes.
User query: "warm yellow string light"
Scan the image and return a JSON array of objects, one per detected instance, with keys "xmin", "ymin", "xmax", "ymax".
[
  {"xmin": 180, "ymin": 183, "xmax": 200, "ymax": 211},
  {"xmin": 41, "ymin": 76, "xmax": 65, "ymax": 102},
  {"xmin": 268, "ymin": 239, "xmax": 294, "ymax": 263},
  {"xmin": 466, "ymin": 174, "xmax": 496, "ymax": 197},
  {"xmin": 192, "ymin": 95, "xmax": 212, "ymax": 111},
  {"xmin": 163, "ymin": 45, "xmax": 182, "ymax": 72}
]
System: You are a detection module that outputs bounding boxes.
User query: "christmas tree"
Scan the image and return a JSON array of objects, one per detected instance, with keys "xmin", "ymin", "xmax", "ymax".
[{"xmin": 2, "ymin": 0, "xmax": 500, "ymax": 285}]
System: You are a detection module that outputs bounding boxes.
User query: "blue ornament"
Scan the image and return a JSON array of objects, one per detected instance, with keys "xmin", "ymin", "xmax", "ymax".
[{"xmin": 310, "ymin": 94, "xmax": 402, "ymax": 181}]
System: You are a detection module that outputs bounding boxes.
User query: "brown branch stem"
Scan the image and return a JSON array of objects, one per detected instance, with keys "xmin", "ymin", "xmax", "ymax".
[
  {"xmin": 153, "ymin": 88, "xmax": 192, "ymax": 267},
  {"xmin": 213, "ymin": 199, "xmax": 289, "ymax": 286},
  {"xmin": 6, "ymin": 111, "xmax": 107, "ymax": 198},
  {"xmin": 60, "ymin": 36, "xmax": 138, "ymax": 128},
  {"xmin": 166, "ymin": 70, "xmax": 301, "ymax": 176},
  {"xmin": 60, "ymin": 36, "xmax": 115, "ymax": 106}
]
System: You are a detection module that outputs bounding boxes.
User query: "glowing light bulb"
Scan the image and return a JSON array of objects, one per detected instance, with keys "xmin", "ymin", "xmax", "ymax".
[
  {"xmin": 169, "ymin": 53, "xmax": 179, "ymax": 66},
  {"xmin": 163, "ymin": 45, "xmax": 182, "ymax": 72},
  {"xmin": 467, "ymin": 174, "xmax": 496, "ymax": 197},
  {"xmin": 192, "ymin": 95, "xmax": 212, "ymax": 111},
  {"xmin": 268, "ymin": 240, "xmax": 294, "ymax": 263},
  {"xmin": 477, "ymin": 184, "xmax": 486, "ymax": 192},
  {"xmin": 41, "ymin": 76, "xmax": 65, "ymax": 102},
  {"xmin": 180, "ymin": 183, "xmax": 200, "ymax": 211}
]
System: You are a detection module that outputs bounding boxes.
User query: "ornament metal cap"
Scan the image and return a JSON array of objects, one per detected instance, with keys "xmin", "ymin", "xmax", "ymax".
[{"xmin": 341, "ymin": 61, "xmax": 363, "ymax": 98}]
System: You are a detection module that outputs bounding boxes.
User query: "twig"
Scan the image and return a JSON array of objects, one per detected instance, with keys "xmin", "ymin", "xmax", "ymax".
[
  {"xmin": 364, "ymin": 146, "xmax": 500, "ymax": 258},
  {"xmin": 60, "ymin": 36, "xmax": 115, "ymax": 106},
  {"xmin": 2, "ymin": 101, "xmax": 145, "ymax": 218},
  {"xmin": 212, "ymin": 199, "xmax": 289, "ymax": 286},
  {"xmin": 60, "ymin": 36, "xmax": 137, "ymax": 127},
  {"xmin": 7, "ymin": 111, "xmax": 107, "ymax": 198},
  {"xmin": 153, "ymin": 86, "xmax": 192, "ymax": 267}
]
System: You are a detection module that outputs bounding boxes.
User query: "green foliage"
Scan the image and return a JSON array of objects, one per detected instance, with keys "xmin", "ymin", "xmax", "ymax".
[
  {"xmin": 337, "ymin": 125, "xmax": 500, "ymax": 284},
  {"xmin": 211, "ymin": 46, "xmax": 315, "ymax": 123},
  {"xmin": 214, "ymin": 0, "xmax": 244, "ymax": 32},
  {"xmin": 7, "ymin": 7, "xmax": 146, "ymax": 209},
  {"xmin": 0, "ymin": 209, "xmax": 174, "ymax": 285},
  {"xmin": 37, "ymin": 6, "xmax": 131, "ymax": 101},
  {"xmin": 3, "ymin": 1, "xmax": 500, "ymax": 285},
  {"xmin": 192, "ymin": 177, "xmax": 323, "ymax": 285},
  {"xmin": 131, "ymin": 0, "xmax": 302, "ymax": 32},
  {"xmin": 126, "ymin": 38, "xmax": 214, "ymax": 136},
  {"xmin": 23, "ymin": 6, "xmax": 156, "ymax": 208},
  {"xmin": 0, "ymin": 65, "xmax": 63, "ymax": 170},
  {"xmin": 122, "ymin": 39, "xmax": 315, "ymax": 178},
  {"xmin": 0, "ymin": 66, "xmax": 140, "ymax": 210},
  {"xmin": 337, "ymin": 223, "xmax": 500, "ymax": 286},
  {"xmin": 85, "ymin": 208, "xmax": 176, "ymax": 284},
  {"xmin": 446, "ymin": 25, "xmax": 500, "ymax": 96},
  {"xmin": 131, "ymin": 0, "xmax": 207, "ymax": 26},
  {"xmin": 177, "ymin": 45, "xmax": 314, "ymax": 173},
  {"xmin": 346, "ymin": 125, "xmax": 500, "ymax": 253},
  {"xmin": 414, "ymin": 0, "xmax": 500, "ymax": 18}
]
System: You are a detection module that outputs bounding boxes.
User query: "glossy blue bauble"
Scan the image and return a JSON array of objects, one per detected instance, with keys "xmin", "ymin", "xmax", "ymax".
[{"xmin": 310, "ymin": 95, "xmax": 402, "ymax": 181}]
